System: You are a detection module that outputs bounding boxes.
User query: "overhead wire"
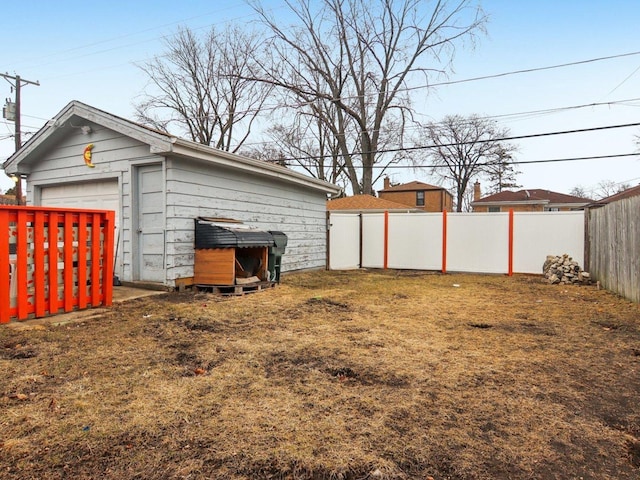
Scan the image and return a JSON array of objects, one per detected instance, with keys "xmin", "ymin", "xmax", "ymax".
[
  {"xmin": 6, "ymin": 2, "xmax": 261, "ymax": 70},
  {"xmin": 604, "ymin": 63, "xmax": 640, "ymax": 97},
  {"xmin": 341, "ymin": 153, "xmax": 638, "ymax": 170},
  {"xmin": 254, "ymin": 121, "xmax": 640, "ymax": 164},
  {"xmin": 422, "ymin": 50, "xmax": 640, "ymax": 89},
  {"xmin": 237, "ymin": 96, "xmax": 640, "ymax": 149}
]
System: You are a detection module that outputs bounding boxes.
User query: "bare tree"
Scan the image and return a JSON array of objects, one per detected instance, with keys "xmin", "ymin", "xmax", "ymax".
[
  {"xmin": 425, "ymin": 114, "xmax": 517, "ymax": 212},
  {"xmin": 254, "ymin": 103, "xmax": 354, "ymax": 189},
  {"xmin": 594, "ymin": 180, "xmax": 631, "ymax": 199},
  {"xmin": 570, "ymin": 185, "xmax": 592, "ymax": 199},
  {"xmin": 571, "ymin": 181, "xmax": 631, "ymax": 200},
  {"xmin": 135, "ymin": 26, "xmax": 272, "ymax": 152},
  {"xmin": 241, "ymin": 143, "xmax": 288, "ymax": 166},
  {"xmin": 483, "ymin": 146, "xmax": 521, "ymax": 194},
  {"xmin": 248, "ymin": 0, "xmax": 486, "ymax": 194}
]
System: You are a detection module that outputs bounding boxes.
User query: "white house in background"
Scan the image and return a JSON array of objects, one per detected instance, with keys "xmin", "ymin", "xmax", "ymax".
[{"xmin": 2, "ymin": 101, "xmax": 340, "ymax": 288}]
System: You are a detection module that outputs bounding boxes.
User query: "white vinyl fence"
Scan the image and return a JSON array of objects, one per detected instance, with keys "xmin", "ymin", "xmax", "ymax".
[{"xmin": 329, "ymin": 211, "xmax": 585, "ymax": 275}]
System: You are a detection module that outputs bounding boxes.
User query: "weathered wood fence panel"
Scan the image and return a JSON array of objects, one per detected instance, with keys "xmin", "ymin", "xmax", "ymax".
[
  {"xmin": 588, "ymin": 197, "xmax": 640, "ymax": 303},
  {"xmin": 1, "ymin": 206, "xmax": 115, "ymax": 323}
]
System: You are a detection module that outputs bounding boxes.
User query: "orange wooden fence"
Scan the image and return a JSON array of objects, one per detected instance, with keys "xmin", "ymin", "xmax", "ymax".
[{"xmin": 1, "ymin": 206, "xmax": 115, "ymax": 323}]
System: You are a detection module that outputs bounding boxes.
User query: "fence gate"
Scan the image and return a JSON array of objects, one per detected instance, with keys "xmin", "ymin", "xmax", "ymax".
[{"xmin": 1, "ymin": 206, "xmax": 115, "ymax": 323}]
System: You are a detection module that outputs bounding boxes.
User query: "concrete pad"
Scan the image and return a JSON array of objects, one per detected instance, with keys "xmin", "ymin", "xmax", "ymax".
[
  {"xmin": 6, "ymin": 285, "xmax": 168, "ymax": 330},
  {"xmin": 113, "ymin": 285, "xmax": 168, "ymax": 303}
]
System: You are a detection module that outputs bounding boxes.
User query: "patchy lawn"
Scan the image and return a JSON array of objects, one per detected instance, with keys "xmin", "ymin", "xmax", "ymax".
[{"xmin": 1, "ymin": 270, "xmax": 640, "ymax": 480}]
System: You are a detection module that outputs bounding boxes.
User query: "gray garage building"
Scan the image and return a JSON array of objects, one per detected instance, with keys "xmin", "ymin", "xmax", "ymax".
[{"xmin": 3, "ymin": 101, "xmax": 340, "ymax": 288}]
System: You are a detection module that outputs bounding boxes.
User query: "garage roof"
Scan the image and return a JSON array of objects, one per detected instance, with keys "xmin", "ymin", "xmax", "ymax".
[{"xmin": 3, "ymin": 101, "xmax": 341, "ymax": 195}]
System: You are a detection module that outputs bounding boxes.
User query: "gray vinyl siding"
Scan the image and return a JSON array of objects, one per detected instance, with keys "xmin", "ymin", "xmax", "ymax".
[{"xmin": 165, "ymin": 159, "xmax": 328, "ymax": 282}]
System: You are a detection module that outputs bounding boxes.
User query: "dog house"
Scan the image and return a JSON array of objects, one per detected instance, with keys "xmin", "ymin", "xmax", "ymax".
[{"xmin": 194, "ymin": 218, "xmax": 286, "ymax": 288}]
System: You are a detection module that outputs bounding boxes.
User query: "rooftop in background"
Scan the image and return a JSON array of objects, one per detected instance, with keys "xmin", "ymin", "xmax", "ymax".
[
  {"xmin": 474, "ymin": 189, "xmax": 593, "ymax": 205},
  {"xmin": 471, "ymin": 185, "xmax": 593, "ymax": 212},
  {"xmin": 377, "ymin": 180, "xmax": 448, "ymax": 193},
  {"xmin": 589, "ymin": 184, "xmax": 640, "ymax": 206},
  {"xmin": 327, "ymin": 194, "xmax": 419, "ymax": 212}
]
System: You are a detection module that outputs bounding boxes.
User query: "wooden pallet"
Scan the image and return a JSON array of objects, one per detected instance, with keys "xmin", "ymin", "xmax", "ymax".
[{"xmin": 194, "ymin": 281, "xmax": 276, "ymax": 296}]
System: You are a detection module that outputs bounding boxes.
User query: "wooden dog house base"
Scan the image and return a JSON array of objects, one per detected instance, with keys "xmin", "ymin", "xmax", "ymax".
[
  {"xmin": 193, "ymin": 280, "xmax": 276, "ymax": 296},
  {"xmin": 194, "ymin": 247, "xmax": 269, "ymax": 286}
]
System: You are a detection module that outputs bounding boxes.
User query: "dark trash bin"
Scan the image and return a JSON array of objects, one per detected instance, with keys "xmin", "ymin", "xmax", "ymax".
[{"xmin": 267, "ymin": 231, "xmax": 288, "ymax": 283}]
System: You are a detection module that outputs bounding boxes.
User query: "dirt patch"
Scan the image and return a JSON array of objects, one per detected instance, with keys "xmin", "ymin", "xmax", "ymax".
[
  {"xmin": 305, "ymin": 296, "xmax": 351, "ymax": 311},
  {"xmin": 1, "ymin": 270, "xmax": 639, "ymax": 479},
  {"xmin": 1, "ymin": 339, "xmax": 38, "ymax": 359}
]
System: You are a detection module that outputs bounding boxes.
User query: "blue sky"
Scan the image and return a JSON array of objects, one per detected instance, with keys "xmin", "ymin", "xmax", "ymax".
[{"xmin": 2, "ymin": 0, "xmax": 639, "ymax": 196}]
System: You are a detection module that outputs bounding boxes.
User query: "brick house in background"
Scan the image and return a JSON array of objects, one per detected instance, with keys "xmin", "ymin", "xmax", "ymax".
[
  {"xmin": 327, "ymin": 194, "xmax": 420, "ymax": 213},
  {"xmin": 378, "ymin": 178, "xmax": 453, "ymax": 212},
  {"xmin": 471, "ymin": 182, "xmax": 593, "ymax": 212}
]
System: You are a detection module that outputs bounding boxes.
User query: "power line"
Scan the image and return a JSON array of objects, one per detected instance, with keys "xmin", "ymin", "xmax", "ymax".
[
  {"xmin": 481, "ymin": 98, "xmax": 640, "ymax": 121},
  {"xmin": 423, "ymin": 50, "xmax": 640, "ymax": 89},
  {"xmin": 0, "ymin": 120, "xmax": 41, "ymax": 130},
  {"xmin": 510, "ymin": 153, "xmax": 639, "ymax": 166},
  {"xmin": 233, "ymin": 49, "xmax": 640, "ymax": 110},
  {"xmin": 238, "ymin": 96, "xmax": 640, "ymax": 149},
  {"xmin": 287, "ymin": 152, "xmax": 639, "ymax": 170},
  {"xmin": 7, "ymin": 3, "xmax": 261, "ymax": 71},
  {"xmin": 4, "ymin": 94, "xmax": 636, "ymax": 153},
  {"xmin": 12, "ymin": 10, "xmax": 640, "ymax": 103},
  {"xmin": 605, "ymin": 63, "xmax": 640, "ymax": 97},
  {"xmin": 276, "ymin": 121, "xmax": 640, "ymax": 163},
  {"xmin": 133, "ymin": 56, "xmax": 640, "ymax": 122}
]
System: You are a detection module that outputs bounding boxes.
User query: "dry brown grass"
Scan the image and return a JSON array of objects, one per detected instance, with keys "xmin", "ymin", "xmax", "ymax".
[{"xmin": 1, "ymin": 270, "xmax": 640, "ymax": 479}]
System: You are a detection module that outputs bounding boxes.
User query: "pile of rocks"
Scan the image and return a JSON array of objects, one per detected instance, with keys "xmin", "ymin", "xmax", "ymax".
[{"xmin": 543, "ymin": 254, "xmax": 591, "ymax": 285}]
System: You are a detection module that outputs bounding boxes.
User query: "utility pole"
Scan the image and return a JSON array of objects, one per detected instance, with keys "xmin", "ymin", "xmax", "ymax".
[{"xmin": 2, "ymin": 73, "xmax": 40, "ymax": 205}]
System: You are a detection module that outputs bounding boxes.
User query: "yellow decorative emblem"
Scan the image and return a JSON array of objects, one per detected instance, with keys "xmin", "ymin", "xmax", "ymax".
[{"xmin": 83, "ymin": 143, "xmax": 95, "ymax": 168}]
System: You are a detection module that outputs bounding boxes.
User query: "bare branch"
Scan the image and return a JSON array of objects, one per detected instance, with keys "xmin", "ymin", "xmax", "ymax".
[
  {"xmin": 135, "ymin": 25, "xmax": 273, "ymax": 151},
  {"xmin": 425, "ymin": 114, "xmax": 517, "ymax": 211}
]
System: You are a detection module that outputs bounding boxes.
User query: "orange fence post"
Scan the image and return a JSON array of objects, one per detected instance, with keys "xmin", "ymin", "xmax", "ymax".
[
  {"xmin": 48, "ymin": 212, "xmax": 59, "ymax": 315},
  {"xmin": 442, "ymin": 210, "xmax": 448, "ymax": 274},
  {"xmin": 91, "ymin": 212, "xmax": 101, "ymax": 305},
  {"xmin": 63, "ymin": 212, "xmax": 74, "ymax": 312},
  {"xmin": 77, "ymin": 213, "xmax": 88, "ymax": 309},
  {"xmin": 508, "ymin": 209, "xmax": 514, "ymax": 277},
  {"xmin": 16, "ymin": 210, "xmax": 29, "ymax": 320},
  {"xmin": 34, "ymin": 211, "xmax": 46, "ymax": 317},
  {"xmin": 102, "ymin": 211, "xmax": 115, "ymax": 306},
  {"xmin": 0, "ymin": 210, "xmax": 10, "ymax": 323}
]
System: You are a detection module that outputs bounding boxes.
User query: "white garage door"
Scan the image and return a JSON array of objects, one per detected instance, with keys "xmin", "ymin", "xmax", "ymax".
[
  {"xmin": 40, "ymin": 180, "xmax": 121, "ymax": 276},
  {"xmin": 40, "ymin": 180, "xmax": 120, "ymax": 229}
]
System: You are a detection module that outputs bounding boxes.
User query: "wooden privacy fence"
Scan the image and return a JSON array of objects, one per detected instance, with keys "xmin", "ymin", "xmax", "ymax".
[
  {"xmin": 1, "ymin": 206, "xmax": 115, "ymax": 323},
  {"xmin": 588, "ymin": 196, "xmax": 640, "ymax": 303},
  {"xmin": 329, "ymin": 210, "xmax": 585, "ymax": 275}
]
